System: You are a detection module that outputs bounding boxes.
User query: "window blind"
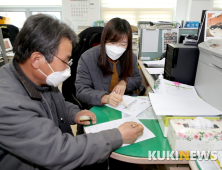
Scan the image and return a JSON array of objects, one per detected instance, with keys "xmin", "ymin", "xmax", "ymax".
[
  {"xmin": 101, "ymin": 0, "xmax": 176, "ymax": 26},
  {"xmin": 213, "ymin": 0, "xmax": 222, "ymax": 10},
  {"xmin": 0, "ymin": 0, "xmax": 62, "ymax": 6}
]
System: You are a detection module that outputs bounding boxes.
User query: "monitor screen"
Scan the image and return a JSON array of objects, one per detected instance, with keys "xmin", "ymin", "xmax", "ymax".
[
  {"xmin": 200, "ymin": 10, "xmax": 207, "ymax": 23},
  {"xmin": 197, "ymin": 10, "xmax": 207, "ymax": 44}
]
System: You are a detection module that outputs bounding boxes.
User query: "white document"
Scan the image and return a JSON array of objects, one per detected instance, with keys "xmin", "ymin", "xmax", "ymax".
[
  {"xmin": 122, "ymin": 96, "xmax": 157, "ymax": 119},
  {"xmin": 106, "ymin": 95, "xmax": 151, "ymax": 117},
  {"xmin": 146, "ymin": 68, "xmax": 164, "ymax": 74},
  {"xmin": 136, "ymin": 106, "xmax": 157, "ymax": 119},
  {"xmin": 197, "ymin": 159, "xmax": 221, "ymax": 170},
  {"xmin": 160, "ymin": 79, "xmax": 199, "ymax": 98},
  {"xmin": 149, "ymin": 93, "xmax": 222, "ymax": 116},
  {"xmin": 143, "ymin": 58, "xmax": 165, "ymax": 65},
  {"xmin": 84, "ymin": 117, "xmax": 156, "ymax": 147},
  {"xmin": 217, "ymin": 151, "xmax": 222, "ymax": 169},
  {"xmin": 142, "ymin": 29, "xmax": 159, "ymax": 52},
  {"xmin": 122, "ymin": 109, "xmax": 153, "ymax": 119},
  {"xmin": 136, "ymin": 96, "xmax": 156, "ymax": 119},
  {"xmin": 122, "ymin": 112, "xmax": 131, "ymax": 118}
]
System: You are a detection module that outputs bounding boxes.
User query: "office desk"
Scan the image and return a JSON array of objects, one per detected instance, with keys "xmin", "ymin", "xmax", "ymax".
[
  {"xmin": 138, "ymin": 60, "xmax": 155, "ymax": 92},
  {"xmin": 189, "ymin": 161, "xmax": 199, "ymax": 170},
  {"xmin": 88, "ymin": 105, "xmax": 189, "ymax": 165}
]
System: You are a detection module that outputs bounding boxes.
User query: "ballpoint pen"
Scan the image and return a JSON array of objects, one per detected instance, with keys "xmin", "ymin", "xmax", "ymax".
[{"xmin": 121, "ymin": 100, "xmax": 130, "ymax": 109}]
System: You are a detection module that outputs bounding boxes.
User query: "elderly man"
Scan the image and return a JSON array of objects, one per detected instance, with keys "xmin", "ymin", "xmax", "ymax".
[{"xmin": 0, "ymin": 14, "xmax": 143, "ymax": 170}]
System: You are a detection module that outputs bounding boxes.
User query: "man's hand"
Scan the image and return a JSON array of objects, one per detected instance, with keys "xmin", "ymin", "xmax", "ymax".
[
  {"xmin": 118, "ymin": 122, "xmax": 144, "ymax": 144},
  {"xmin": 107, "ymin": 93, "xmax": 123, "ymax": 107},
  {"xmin": 74, "ymin": 110, "xmax": 97, "ymax": 125},
  {"xmin": 112, "ymin": 80, "xmax": 127, "ymax": 96}
]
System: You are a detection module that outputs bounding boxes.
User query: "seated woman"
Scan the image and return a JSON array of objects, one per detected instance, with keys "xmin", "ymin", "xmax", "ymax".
[{"xmin": 75, "ymin": 18, "xmax": 142, "ymax": 107}]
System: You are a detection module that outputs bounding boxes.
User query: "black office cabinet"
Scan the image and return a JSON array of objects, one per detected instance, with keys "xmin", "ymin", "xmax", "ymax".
[{"xmin": 164, "ymin": 44, "xmax": 199, "ymax": 86}]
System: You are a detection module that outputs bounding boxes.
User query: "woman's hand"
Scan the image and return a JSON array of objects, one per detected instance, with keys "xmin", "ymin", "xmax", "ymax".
[
  {"xmin": 112, "ymin": 80, "xmax": 127, "ymax": 96},
  {"xmin": 107, "ymin": 93, "xmax": 123, "ymax": 107},
  {"xmin": 101, "ymin": 93, "xmax": 123, "ymax": 107}
]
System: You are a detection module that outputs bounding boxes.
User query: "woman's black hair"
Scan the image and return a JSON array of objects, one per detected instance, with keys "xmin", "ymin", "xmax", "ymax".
[{"xmin": 98, "ymin": 17, "xmax": 133, "ymax": 80}]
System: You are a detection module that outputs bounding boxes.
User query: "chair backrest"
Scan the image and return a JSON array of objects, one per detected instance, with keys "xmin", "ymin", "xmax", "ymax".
[
  {"xmin": 89, "ymin": 32, "xmax": 102, "ymax": 48},
  {"xmin": 0, "ymin": 24, "xmax": 19, "ymax": 46},
  {"xmin": 62, "ymin": 27, "xmax": 103, "ymax": 108}
]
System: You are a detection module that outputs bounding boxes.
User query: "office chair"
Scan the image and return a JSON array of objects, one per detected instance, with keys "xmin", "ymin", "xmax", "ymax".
[
  {"xmin": 89, "ymin": 32, "xmax": 102, "ymax": 47},
  {"xmin": 62, "ymin": 27, "xmax": 104, "ymax": 110},
  {"xmin": 0, "ymin": 24, "xmax": 19, "ymax": 46},
  {"xmin": 62, "ymin": 27, "xmax": 104, "ymax": 135}
]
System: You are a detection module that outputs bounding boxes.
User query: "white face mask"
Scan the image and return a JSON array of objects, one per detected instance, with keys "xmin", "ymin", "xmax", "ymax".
[
  {"xmin": 38, "ymin": 57, "xmax": 71, "ymax": 87},
  {"xmin": 105, "ymin": 45, "xmax": 126, "ymax": 60}
]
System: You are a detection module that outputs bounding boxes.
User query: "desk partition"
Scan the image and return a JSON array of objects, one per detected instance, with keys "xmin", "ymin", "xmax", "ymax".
[{"xmin": 139, "ymin": 28, "xmax": 198, "ymax": 60}]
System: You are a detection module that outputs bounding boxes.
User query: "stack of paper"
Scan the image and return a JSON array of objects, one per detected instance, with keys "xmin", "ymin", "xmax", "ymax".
[
  {"xmin": 143, "ymin": 58, "xmax": 165, "ymax": 74},
  {"xmin": 149, "ymin": 79, "xmax": 222, "ymax": 116},
  {"xmin": 160, "ymin": 79, "xmax": 199, "ymax": 98},
  {"xmin": 85, "ymin": 117, "xmax": 156, "ymax": 147},
  {"xmin": 146, "ymin": 68, "xmax": 164, "ymax": 74},
  {"xmin": 143, "ymin": 58, "xmax": 165, "ymax": 66}
]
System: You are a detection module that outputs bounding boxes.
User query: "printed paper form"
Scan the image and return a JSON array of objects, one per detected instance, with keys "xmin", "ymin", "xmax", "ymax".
[
  {"xmin": 149, "ymin": 93, "xmax": 222, "ymax": 116},
  {"xmin": 105, "ymin": 95, "xmax": 151, "ymax": 117},
  {"xmin": 161, "ymin": 79, "xmax": 199, "ymax": 98},
  {"xmin": 142, "ymin": 29, "xmax": 159, "ymax": 52},
  {"xmin": 122, "ymin": 96, "xmax": 156, "ymax": 119},
  {"xmin": 84, "ymin": 117, "xmax": 156, "ymax": 147}
]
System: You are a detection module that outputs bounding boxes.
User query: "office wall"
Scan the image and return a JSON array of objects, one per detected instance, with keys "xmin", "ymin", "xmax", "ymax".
[
  {"xmin": 174, "ymin": 0, "xmax": 214, "ymax": 23},
  {"xmin": 62, "ymin": 0, "xmax": 100, "ymax": 32},
  {"xmin": 174, "ymin": 0, "xmax": 189, "ymax": 24},
  {"xmin": 189, "ymin": 0, "xmax": 213, "ymax": 21}
]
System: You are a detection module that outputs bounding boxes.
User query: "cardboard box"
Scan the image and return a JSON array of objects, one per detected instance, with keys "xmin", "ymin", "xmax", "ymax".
[
  {"xmin": 167, "ymin": 119, "xmax": 222, "ymax": 151},
  {"xmin": 96, "ymin": 20, "xmax": 104, "ymax": 27},
  {"xmin": 157, "ymin": 115, "xmax": 220, "ymax": 137},
  {"xmin": 0, "ymin": 16, "xmax": 11, "ymax": 24}
]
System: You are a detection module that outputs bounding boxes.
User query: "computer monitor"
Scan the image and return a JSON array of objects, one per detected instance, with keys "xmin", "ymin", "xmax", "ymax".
[
  {"xmin": 197, "ymin": 10, "xmax": 207, "ymax": 44},
  {"xmin": 200, "ymin": 10, "xmax": 207, "ymax": 23}
]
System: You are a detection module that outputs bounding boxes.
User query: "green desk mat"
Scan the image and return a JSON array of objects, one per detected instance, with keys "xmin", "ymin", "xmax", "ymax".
[{"xmin": 89, "ymin": 106, "xmax": 171, "ymax": 158}]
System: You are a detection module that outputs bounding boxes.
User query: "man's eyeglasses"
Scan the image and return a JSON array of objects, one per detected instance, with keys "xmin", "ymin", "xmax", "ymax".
[{"xmin": 54, "ymin": 55, "xmax": 73, "ymax": 67}]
